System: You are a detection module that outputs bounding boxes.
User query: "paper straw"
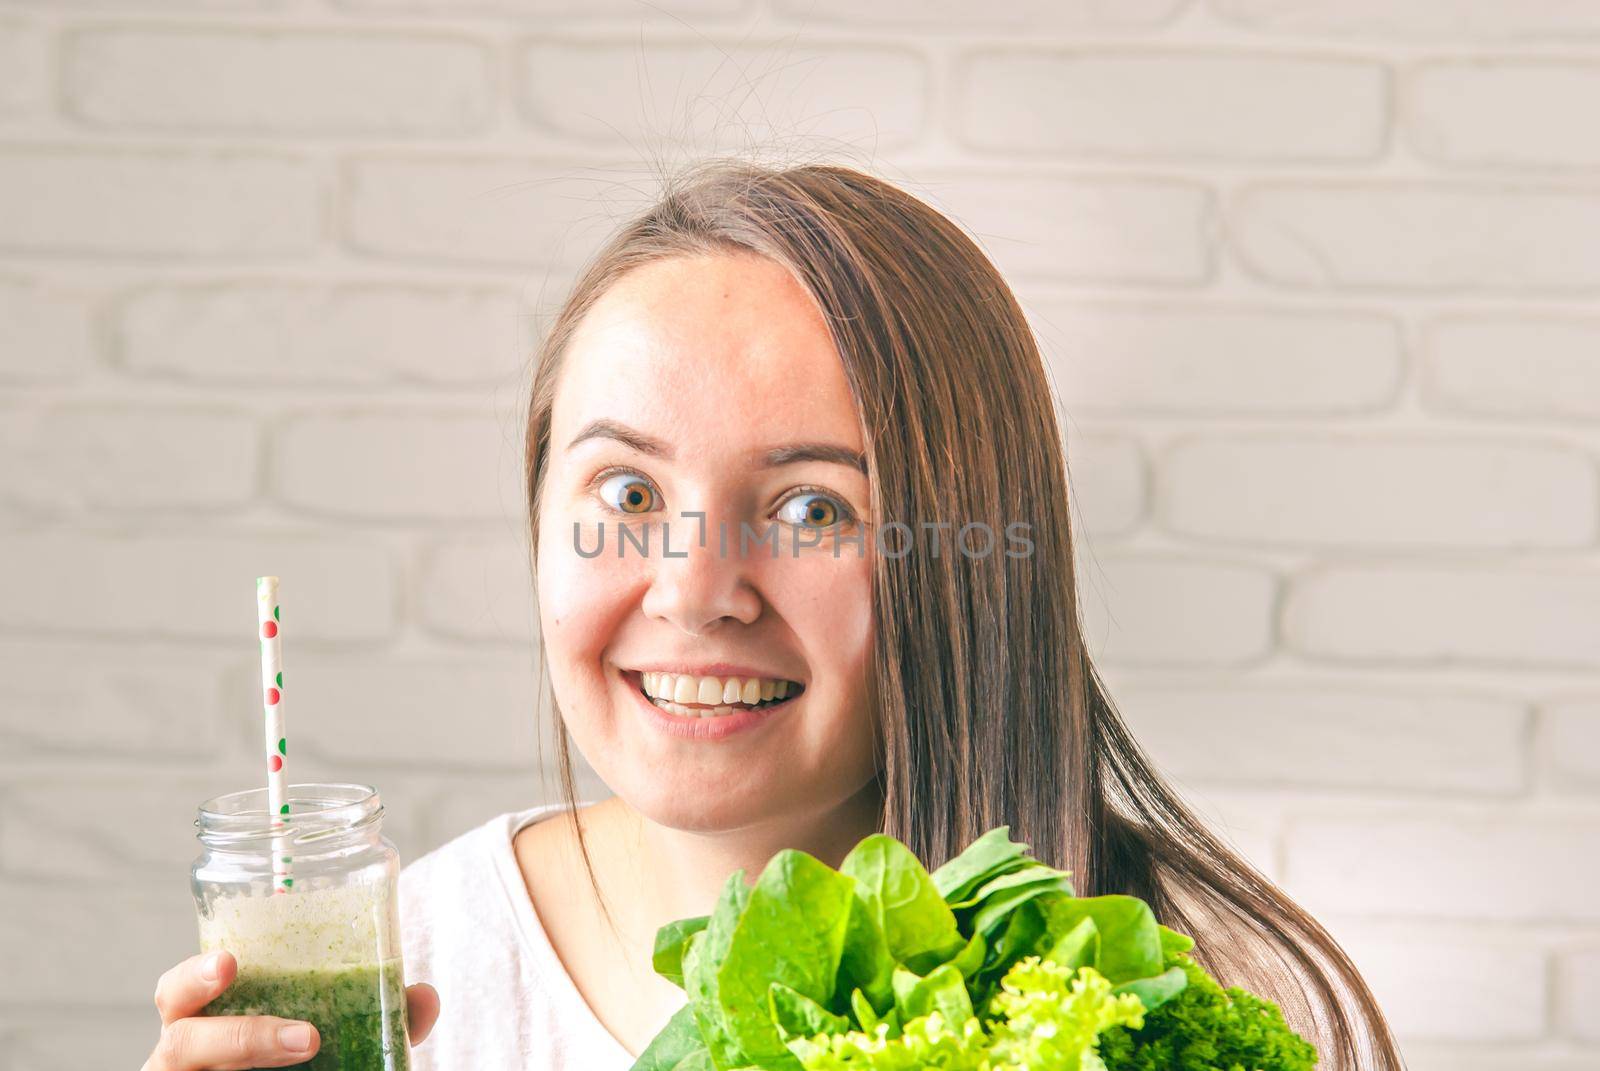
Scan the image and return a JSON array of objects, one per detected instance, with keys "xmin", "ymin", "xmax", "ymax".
[{"xmin": 256, "ymin": 576, "xmax": 293, "ymax": 893}]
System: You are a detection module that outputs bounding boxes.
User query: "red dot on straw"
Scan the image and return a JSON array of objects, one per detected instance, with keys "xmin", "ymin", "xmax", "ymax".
[
  {"xmin": 266, "ymin": 687, "xmax": 280, "ymax": 706},
  {"xmin": 269, "ymin": 755, "xmax": 283, "ymax": 773},
  {"xmin": 262, "ymin": 620, "xmax": 278, "ymax": 639}
]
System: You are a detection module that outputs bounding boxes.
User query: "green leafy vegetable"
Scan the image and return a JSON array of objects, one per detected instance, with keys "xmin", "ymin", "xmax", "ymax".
[
  {"xmin": 629, "ymin": 826, "xmax": 1319, "ymax": 1071},
  {"xmin": 1098, "ymin": 954, "xmax": 1318, "ymax": 1071}
]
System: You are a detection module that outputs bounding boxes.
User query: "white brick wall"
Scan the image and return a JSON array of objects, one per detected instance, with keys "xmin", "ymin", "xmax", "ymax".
[
  {"xmin": 116, "ymin": 279, "xmax": 534, "ymax": 385},
  {"xmin": 3, "ymin": 1, "xmax": 1596, "ymax": 1066},
  {"xmin": 952, "ymin": 49, "xmax": 1388, "ymax": 162},
  {"xmin": 0, "ymin": 147, "xmax": 322, "ymax": 256},
  {"xmin": 64, "ymin": 27, "xmax": 498, "ymax": 135},
  {"xmin": 514, "ymin": 39, "xmax": 929, "ymax": 150}
]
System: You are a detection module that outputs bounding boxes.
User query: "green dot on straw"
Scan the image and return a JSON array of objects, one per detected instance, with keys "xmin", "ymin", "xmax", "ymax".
[
  {"xmin": 280, "ymin": 804, "xmax": 290, "ymax": 815},
  {"xmin": 283, "ymin": 878, "xmax": 293, "ymax": 888},
  {"xmin": 278, "ymin": 737, "xmax": 287, "ymax": 756},
  {"xmin": 274, "ymin": 605, "xmax": 280, "ymax": 622},
  {"xmin": 276, "ymin": 671, "xmax": 283, "ymax": 688}
]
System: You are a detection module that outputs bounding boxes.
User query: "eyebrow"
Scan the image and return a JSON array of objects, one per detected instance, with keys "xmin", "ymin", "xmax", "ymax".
[
  {"xmin": 763, "ymin": 441, "xmax": 868, "ymax": 475},
  {"xmin": 567, "ymin": 419, "xmax": 867, "ymax": 475},
  {"xmin": 567, "ymin": 419, "xmax": 671, "ymax": 457}
]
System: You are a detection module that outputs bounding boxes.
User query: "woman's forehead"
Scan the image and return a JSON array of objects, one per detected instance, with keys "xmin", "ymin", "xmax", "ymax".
[{"xmin": 551, "ymin": 254, "xmax": 864, "ymax": 456}]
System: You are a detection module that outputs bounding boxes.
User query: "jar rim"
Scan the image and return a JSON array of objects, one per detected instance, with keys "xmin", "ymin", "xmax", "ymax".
[{"xmin": 196, "ymin": 782, "xmax": 383, "ymax": 849}]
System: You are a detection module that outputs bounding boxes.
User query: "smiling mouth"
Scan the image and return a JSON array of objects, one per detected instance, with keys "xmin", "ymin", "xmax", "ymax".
[{"xmin": 632, "ymin": 670, "xmax": 805, "ymax": 719}]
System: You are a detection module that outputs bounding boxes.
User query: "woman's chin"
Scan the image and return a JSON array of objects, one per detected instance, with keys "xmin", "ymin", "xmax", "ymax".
[{"xmin": 624, "ymin": 784, "xmax": 780, "ymax": 834}]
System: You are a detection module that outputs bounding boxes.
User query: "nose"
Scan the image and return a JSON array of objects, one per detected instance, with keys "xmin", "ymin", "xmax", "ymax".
[{"xmin": 640, "ymin": 514, "xmax": 763, "ymax": 635}]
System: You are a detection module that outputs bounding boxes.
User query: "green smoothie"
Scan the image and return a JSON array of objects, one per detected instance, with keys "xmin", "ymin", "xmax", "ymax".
[
  {"xmin": 204, "ymin": 960, "xmax": 409, "ymax": 1071},
  {"xmin": 197, "ymin": 879, "xmax": 410, "ymax": 1071}
]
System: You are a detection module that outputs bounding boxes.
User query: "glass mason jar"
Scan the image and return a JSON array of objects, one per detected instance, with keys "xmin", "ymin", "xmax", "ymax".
[{"xmin": 192, "ymin": 782, "xmax": 411, "ymax": 1071}]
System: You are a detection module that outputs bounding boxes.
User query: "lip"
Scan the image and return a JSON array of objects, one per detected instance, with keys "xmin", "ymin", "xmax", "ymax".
[
  {"xmin": 623, "ymin": 662, "xmax": 803, "ymax": 683},
  {"xmin": 620, "ymin": 668, "xmax": 799, "ymax": 741}
]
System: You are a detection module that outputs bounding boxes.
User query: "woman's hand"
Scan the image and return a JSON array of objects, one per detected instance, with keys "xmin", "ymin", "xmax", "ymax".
[{"xmin": 142, "ymin": 951, "xmax": 440, "ymax": 1070}]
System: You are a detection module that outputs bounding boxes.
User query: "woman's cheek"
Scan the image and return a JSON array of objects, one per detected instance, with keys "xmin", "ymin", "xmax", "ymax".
[
  {"xmin": 536, "ymin": 518, "xmax": 635, "ymax": 677},
  {"xmin": 775, "ymin": 545, "xmax": 874, "ymax": 699}
]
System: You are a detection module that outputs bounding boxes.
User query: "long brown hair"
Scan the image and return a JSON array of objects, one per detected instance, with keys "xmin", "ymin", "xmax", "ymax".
[{"xmin": 524, "ymin": 159, "xmax": 1404, "ymax": 1070}]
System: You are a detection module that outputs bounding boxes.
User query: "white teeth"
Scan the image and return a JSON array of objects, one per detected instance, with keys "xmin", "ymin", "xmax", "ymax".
[{"xmin": 639, "ymin": 671, "xmax": 801, "ymax": 716}]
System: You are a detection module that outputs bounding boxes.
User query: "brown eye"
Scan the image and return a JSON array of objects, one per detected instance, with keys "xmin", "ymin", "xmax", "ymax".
[
  {"xmin": 598, "ymin": 472, "xmax": 657, "ymax": 514},
  {"xmin": 778, "ymin": 492, "xmax": 845, "ymax": 529}
]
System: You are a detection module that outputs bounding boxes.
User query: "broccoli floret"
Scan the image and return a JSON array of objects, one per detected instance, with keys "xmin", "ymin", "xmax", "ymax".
[{"xmin": 1098, "ymin": 955, "xmax": 1318, "ymax": 1071}]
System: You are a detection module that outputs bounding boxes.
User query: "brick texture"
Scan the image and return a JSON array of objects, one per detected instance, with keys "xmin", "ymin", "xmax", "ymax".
[
  {"xmin": 955, "ymin": 49, "xmax": 1387, "ymax": 162},
  {"xmin": 1555, "ymin": 945, "xmax": 1600, "ymax": 1042},
  {"xmin": 772, "ymin": 0, "xmax": 1187, "ymax": 31},
  {"xmin": 1030, "ymin": 301, "xmax": 1403, "ymax": 415},
  {"xmin": 0, "ymin": 18, "xmax": 45, "ymax": 121},
  {"xmin": 0, "ymin": 147, "xmax": 319, "ymax": 257},
  {"xmin": 1232, "ymin": 182, "xmax": 1600, "ymax": 293},
  {"xmin": 1285, "ymin": 814, "xmax": 1600, "ymax": 921},
  {"xmin": 0, "ymin": 641, "xmax": 227, "ymax": 759},
  {"xmin": 64, "ymin": 27, "xmax": 495, "ymax": 136},
  {"xmin": 1539, "ymin": 699, "xmax": 1600, "ymax": 791},
  {"xmin": 516, "ymin": 40, "xmax": 927, "ymax": 151},
  {"xmin": 0, "ymin": 277, "xmax": 96, "ymax": 382},
  {"xmin": 338, "ymin": 0, "xmax": 743, "ymax": 16},
  {"xmin": 1324, "ymin": 919, "xmax": 1547, "ymax": 1041},
  {"xmin": 1117, "ymin": 686, "xmax": 1527, "ymax": 792},
  {"xmin": 115, "ymin": 279, "xmax": 533, "ymax": 385},
  {"xmin": 273, "ymin": 409, "xmax": 521, "ymax": 521},
  {"xmin": 1407, "ymin": 59, "xmax": 1600, "ymax": 169},
  {"xmin": 1425, "ymin": 313, "xmax": 1600, "ymax": 420},
  {"xmin": 1159, "ymin": 434, "xmax": 1596, "ymax": 549},
  {"xmin": 1284, "ymin": 564, "xmax": 1600, "ymax": 669},
  {"xmin": 1067, "ymin": 432, "xmax": 1145, "ymax": 536},
  {"xmin": 0, "ymin": 533, "xmax": 397, "ymax": 642},
  {"xmin": 417, "ymin": 535, "xmax": 538, "ymax": 645},
  {"xmin": 0, "ymin": 403, "xmax": 260, "ymax": 514},
  {"xmin": 1077, "ymin": 555, "xmax": 1277, "ymax": 667},
  {"xmin": 1213, "ymin": 0, "xmax": 1600, "ymax": 41},
  {"xmin": 925, "ymin": 172, "xmax": 1214, "ymax": 284},
  {"xmin": 341, "ymin": 154, "xmax": 623, "ymax": 267}
]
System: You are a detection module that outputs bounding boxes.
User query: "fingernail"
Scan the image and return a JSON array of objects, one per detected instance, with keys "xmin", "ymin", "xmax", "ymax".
[
  {"xmin": 200, "ymin": 954, "xmax": 220, "ymax": 982},
  {"xmin": 279, "ymin": 1024, "xmax": 313, "ymax": 1053}
]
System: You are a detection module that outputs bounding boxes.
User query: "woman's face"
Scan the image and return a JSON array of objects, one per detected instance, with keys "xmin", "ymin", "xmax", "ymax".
[{"xmin": 535, "ymin": 252, "xmax": 879, "ymax": 833}]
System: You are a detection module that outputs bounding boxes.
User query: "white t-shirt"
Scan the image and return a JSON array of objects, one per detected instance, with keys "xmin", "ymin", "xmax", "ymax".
[{"xmin": 398, "ymin": 803, "xmax": 668, "ymax": 1071}]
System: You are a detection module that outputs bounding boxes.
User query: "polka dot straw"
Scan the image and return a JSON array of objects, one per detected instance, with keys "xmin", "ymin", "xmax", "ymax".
[{"xmin": 256, "ymin": 576, "xmax": 293, "ymax": 893}]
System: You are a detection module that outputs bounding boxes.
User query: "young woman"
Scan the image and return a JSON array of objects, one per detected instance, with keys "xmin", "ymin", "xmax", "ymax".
[{"xmin": 144, "ymin": 161, "xmax": 1403, "ymax": 1071}]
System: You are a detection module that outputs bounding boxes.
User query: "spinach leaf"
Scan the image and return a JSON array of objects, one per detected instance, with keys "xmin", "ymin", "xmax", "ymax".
[
  {"xmin": 1037, "ymin": 895, "xmax": 1165, "ymax": 984},
  {"xmin": 654, "ymin": 916, "xmax": 710, "ymax": 989},
  {"xmin": 929, "ymin": 825, "xmax": 1033, "ymax": 903},
  {"xmin": 632, "ymin": 1004, "xmax": 713, "ymax": 1071},
  {"xmin": 768, "ymin": 983, "xmax": 850, "ymax": 1041},
  {"xmin": 686, "ymin": 872, "xmax": 752, "ymax": 1069},
  {"xmin": 713, "ymin": 851, "xmax": 858, "ymax": 1067},
  {"xmin": 841, "ymin": 835, "xmax": 965, "ymax": 967}
]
